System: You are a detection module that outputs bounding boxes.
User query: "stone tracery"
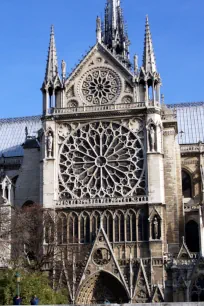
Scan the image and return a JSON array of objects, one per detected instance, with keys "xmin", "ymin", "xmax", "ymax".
[
  {"xmin": 79, "ymin": 68, "xmax": 121, "ymax": 105},
  {"xmin": 59, "ymin": 121, "xmax": 145, "ymax": 199}
]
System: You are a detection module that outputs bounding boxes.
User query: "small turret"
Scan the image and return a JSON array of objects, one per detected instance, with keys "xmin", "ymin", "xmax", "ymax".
[
  {"xmin": 143, "ymin": 15, "xmax": 157, "ymax": 74},
  {"xmin": 45, "ymin": 25, "xmax": 58, "ymax": 83},
  {"xmin": 42, "ymin": 25, "xmax": 62, "ymax": 115},
  {"xmin": 138, "ymin": 16, "xmax": 161, "ymax": 106}
]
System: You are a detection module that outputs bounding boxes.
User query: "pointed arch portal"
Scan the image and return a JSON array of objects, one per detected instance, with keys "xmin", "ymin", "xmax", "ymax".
[{"xmin": 76, "ymin": 271, "xmax": 129, "ymax": 304}]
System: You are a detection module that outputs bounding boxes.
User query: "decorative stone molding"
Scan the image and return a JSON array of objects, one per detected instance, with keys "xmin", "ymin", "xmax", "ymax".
[
  {"xmin": 163, "ymin": 130, "xmax": 175, "ymax": 136},
  {"xmin": 55, "ymin": 196, "xmax": 148, "ymax": 208}
]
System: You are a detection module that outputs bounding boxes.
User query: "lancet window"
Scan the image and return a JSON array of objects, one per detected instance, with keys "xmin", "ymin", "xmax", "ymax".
[
  {"xmin": 80, "ymin": 212, "xmax": 90, "ymax": 243},
  {"xmin": 68, "ymin": 213, "xmax": 78, "ymax": 243},
  {"xmin": 126, "ymin": 210, "xmax": 136, "ymax": 241},
  {"xmin": 138, "ymin": 210, "xmax": 148, "ymax": 241},
  {"xmin": 103, "ymin": 211, "xmax": 113, "ymax": 242},
  {"xmin": 44, "ymin": 216, "xmax": 54, "ymax": 244},
  {"xmin": 115, "ymin": 211, "xmax": 125, "ymax": 242},
  {"xmin": 182, "ymin": 170, "xmax": 192, "ymax": 198},
  {"xmin": 57, "ymin": 213, "xmax": 67, "ymax": 244},
  {"xmin": 92, "ymin": 211, "xmax": 100, "ymax": 241}
]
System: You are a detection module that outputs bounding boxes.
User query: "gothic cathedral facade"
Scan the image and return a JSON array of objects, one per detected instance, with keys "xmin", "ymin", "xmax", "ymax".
[
  {"xmin": 41, "ymin": 0, "xmax": 185, "ymax": 302},
  {"xmin": 1, "ymin": 0, "xmax": 204, "ymax": 304}
]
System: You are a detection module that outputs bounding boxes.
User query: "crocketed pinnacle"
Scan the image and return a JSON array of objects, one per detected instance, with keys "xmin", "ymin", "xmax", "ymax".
[
  {"xmin": 45, "ymin": 25, "xmax": 58, "ymax": 82},
  {"xmin": 103, "ymin": 0, "xmax": 130, "ymax": 66},
  {"xmin": 143, "ymin": 15, "xmax": 157, "ymax": 74}
]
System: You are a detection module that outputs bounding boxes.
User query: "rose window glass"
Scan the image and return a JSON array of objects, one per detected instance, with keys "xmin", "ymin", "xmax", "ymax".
[
  {"xmin": 59, "ymin": 122, "xmax": 145, "ymax": 199},
  {"xmin": 80, "ymin": 68, "xmax": 121, "ymax": 105}
]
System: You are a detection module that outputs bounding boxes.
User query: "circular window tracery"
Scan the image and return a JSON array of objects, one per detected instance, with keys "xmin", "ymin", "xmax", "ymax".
[
  {"xmin": 59, "ymin": 122, "xmax": 145, "ymax": 199},
  {"xmin": 79, "ymin": 68, "xmax": 121, "ymax": 105}
]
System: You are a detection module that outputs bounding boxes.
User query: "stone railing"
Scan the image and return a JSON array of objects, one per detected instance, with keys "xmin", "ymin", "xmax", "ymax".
[
  {"xmin": 48, "ymin": 102, "xmax": 146, "ymax": 116},
  {"xmin": 180, "ymin": 144, "xmax": 204, "ymax": 153},
  {"xmin": 55, "ymin": 196, "xmax": 148, "ymax": 208}
]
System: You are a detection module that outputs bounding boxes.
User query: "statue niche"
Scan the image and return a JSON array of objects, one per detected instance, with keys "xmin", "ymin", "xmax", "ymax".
[
  {"xmin": 46, "ymin": 130, "xmax": 54, "ymax": 158},
  {"xmin": 152, "ymin": 216, "xmax": 161, "ymax": 240},
  {"xmin": 148, "ymin": 124, "xmax": 156, "ymax": 152}
]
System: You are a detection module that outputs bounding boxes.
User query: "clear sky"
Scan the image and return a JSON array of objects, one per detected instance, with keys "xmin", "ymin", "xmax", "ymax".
[{"xmin": 0, "ymin": 0, "xmax": 203, "ymax": 118}]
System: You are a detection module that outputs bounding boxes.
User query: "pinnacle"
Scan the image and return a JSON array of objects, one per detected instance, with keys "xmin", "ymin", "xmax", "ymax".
[
  {"xmin": 143, "ymin": 15, "xmax": 157, "ymax": 74},
  {"xmin": 44, "ymin": 24, "xmax": 58, "ymax": 83}
]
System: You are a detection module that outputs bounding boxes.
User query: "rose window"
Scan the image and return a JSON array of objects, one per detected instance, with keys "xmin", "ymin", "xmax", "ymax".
[
  {"xmin": 79, "ymin": 68, "xmax": 121, "ymax": 105},
  {"xmin": 59, "ymin": 122, "xmax": 145, "ymax": 199}
]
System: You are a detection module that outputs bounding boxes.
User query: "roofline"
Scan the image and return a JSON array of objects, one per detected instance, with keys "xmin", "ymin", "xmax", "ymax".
[
  {"xmin": 0, "ymin": 115, "xmax": 41, "ymax": 123},
  {"xmin": 0, "ymin": 101, "xmax": 204, "ymax": 122},
  {"xmin": 167, "ymin": 101, "xmax": 204, "ymax": 108}
]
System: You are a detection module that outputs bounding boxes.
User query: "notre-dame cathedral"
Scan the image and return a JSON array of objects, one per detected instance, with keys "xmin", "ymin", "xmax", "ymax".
[{"xmin": 1, "ymin": 0, "xmax": 204, "ymax": 303}]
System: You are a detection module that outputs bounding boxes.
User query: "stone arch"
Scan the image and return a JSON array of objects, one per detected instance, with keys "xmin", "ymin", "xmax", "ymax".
[
  {"xmin": 76, "ymin": 271, "xmax": 129, "ymax": 304},
  {"xmin": 185, "ymin": 220, "xmax": 199, "ymax": 252},
  {"xmin": 182, "ymin": 168, "xmax": 193, "ymax": 198}
]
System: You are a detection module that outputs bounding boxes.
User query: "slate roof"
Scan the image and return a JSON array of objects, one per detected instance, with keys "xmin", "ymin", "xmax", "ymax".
[
  {"xmin": 168, "ymin": 102, "xmax": 204, "ymax": 145},
  {"xmin": 0, "ymin": 102, "xmax": 203, "ymax": 157},
  {"xmin": 0, "ymin": 116, "xmax": 41, "ymax": 157}
]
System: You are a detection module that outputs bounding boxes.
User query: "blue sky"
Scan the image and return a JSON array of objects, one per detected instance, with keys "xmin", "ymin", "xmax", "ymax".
[{"xmin": 0, "ymin": 0, "xmax": 203, "ymax": 118}]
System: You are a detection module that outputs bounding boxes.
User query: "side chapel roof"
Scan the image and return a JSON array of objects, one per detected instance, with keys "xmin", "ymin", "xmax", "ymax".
[{"xmin": 0, "ymin": 116, "xmax": 41, "ymax": 157}]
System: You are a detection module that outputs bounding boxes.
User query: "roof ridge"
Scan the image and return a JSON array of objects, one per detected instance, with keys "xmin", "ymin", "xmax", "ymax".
[
  {"xmin": 0, "ymin": 115, "xmax": 41, "ymax": 123},
  {"xmin": 167, "ymin": 101, "xmax": 204, "ymax": 108}
]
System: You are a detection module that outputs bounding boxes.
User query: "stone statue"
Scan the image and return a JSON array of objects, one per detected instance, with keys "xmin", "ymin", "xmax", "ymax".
[
  {"xmin": 153, "ymin": 216, "xmax": 159, "ymax": 239},
  {"xmin": 47, "ymin": 132, "xmax": 53, "ymax": 158},
  {"xmin": 149, "ymin": 126, "xmax": 156, "ymax": 151},
  {"xmin": 61, "ymin": 60, "xmax": 66, "ymax": 79}
]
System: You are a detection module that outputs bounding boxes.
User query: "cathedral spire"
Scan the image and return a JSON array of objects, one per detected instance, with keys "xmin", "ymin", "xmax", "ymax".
[
  {"xmin": 103, "ymin": 0, "xmax": 130, "ymax": 67},
  {"xmin": 142, "ymin": 15, "xmax": 157, "ymax": 74},
  {"xmin": 45, "ymin": 25, "xmax": 58, "ymax": 82}
]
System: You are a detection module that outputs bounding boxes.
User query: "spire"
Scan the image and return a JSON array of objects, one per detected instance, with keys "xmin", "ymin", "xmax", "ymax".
[
  {"xmin": 143, "ymin": 15, "xmax": 157, "ymax": 74},
  {"xmin": 45, "ymin": 25, "xmax": 58, "ymax": 83},
  {"xmin": 103, "ymin": 0, "xmax": 130, "ymax": 67},
  {"xmin": 96, "ymin": 16, "xmax": 102, "ymax": 43}
]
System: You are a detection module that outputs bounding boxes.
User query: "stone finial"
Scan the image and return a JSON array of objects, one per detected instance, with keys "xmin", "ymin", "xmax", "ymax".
[
  {"xmin": 142, "ymin": 15, "xmax": 157, "ymax": 74},
  {"xmin": 96, "ymin": 16, "xmax": 102, "ymax": 43},
  {"xmin": 44, "ymin": 25, "xmax": 58, "ymax": 83}
]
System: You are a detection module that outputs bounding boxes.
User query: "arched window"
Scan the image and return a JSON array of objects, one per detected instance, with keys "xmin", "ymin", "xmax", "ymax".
[
  {"xmin": 45, "ymin": 216, "xmax": 54, "ymax": 244},
  {"xmin": 68, "ymin": 213, "xmax": 78, "ymax": 244},
  {"xmin": 138, "ymin": 210, "xmax": 148, "ymax": 241},
  {"xmin": 115, "ymin": 211, "xmax": 124, "ymax": 242},
  {"xmin": 191, "ymin": 275, "xmax": 204, "ymax": 301},
  {"xmin": 103, "ymin": 211, "xmax": 113, "ymax": 242},
  {"xmin": 185, "ymin": 220, "xmax": 199, "ymax": 252},
  {"xmin": 57, "ymin": 213, "xmax": 67, "ymax": 244},
  {"xmin": 126, "ymin": 210, "xmax": 136, "ymax": 241},
  {"xmin": 80, "ymin": 212, "xmax": 90, "ymax": 243},
  {"xmin": 92, "ymin": 211, "xmax": 100, "ymax": 241},
  {"xmin": 182, "ymin": 170, "xmax": 192, "ymax": 198}
]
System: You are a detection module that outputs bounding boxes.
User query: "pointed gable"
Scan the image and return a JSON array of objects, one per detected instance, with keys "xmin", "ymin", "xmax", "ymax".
[{"xmin": 133, "ymin": 259, "xmax": 151, "ymax": 303}]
